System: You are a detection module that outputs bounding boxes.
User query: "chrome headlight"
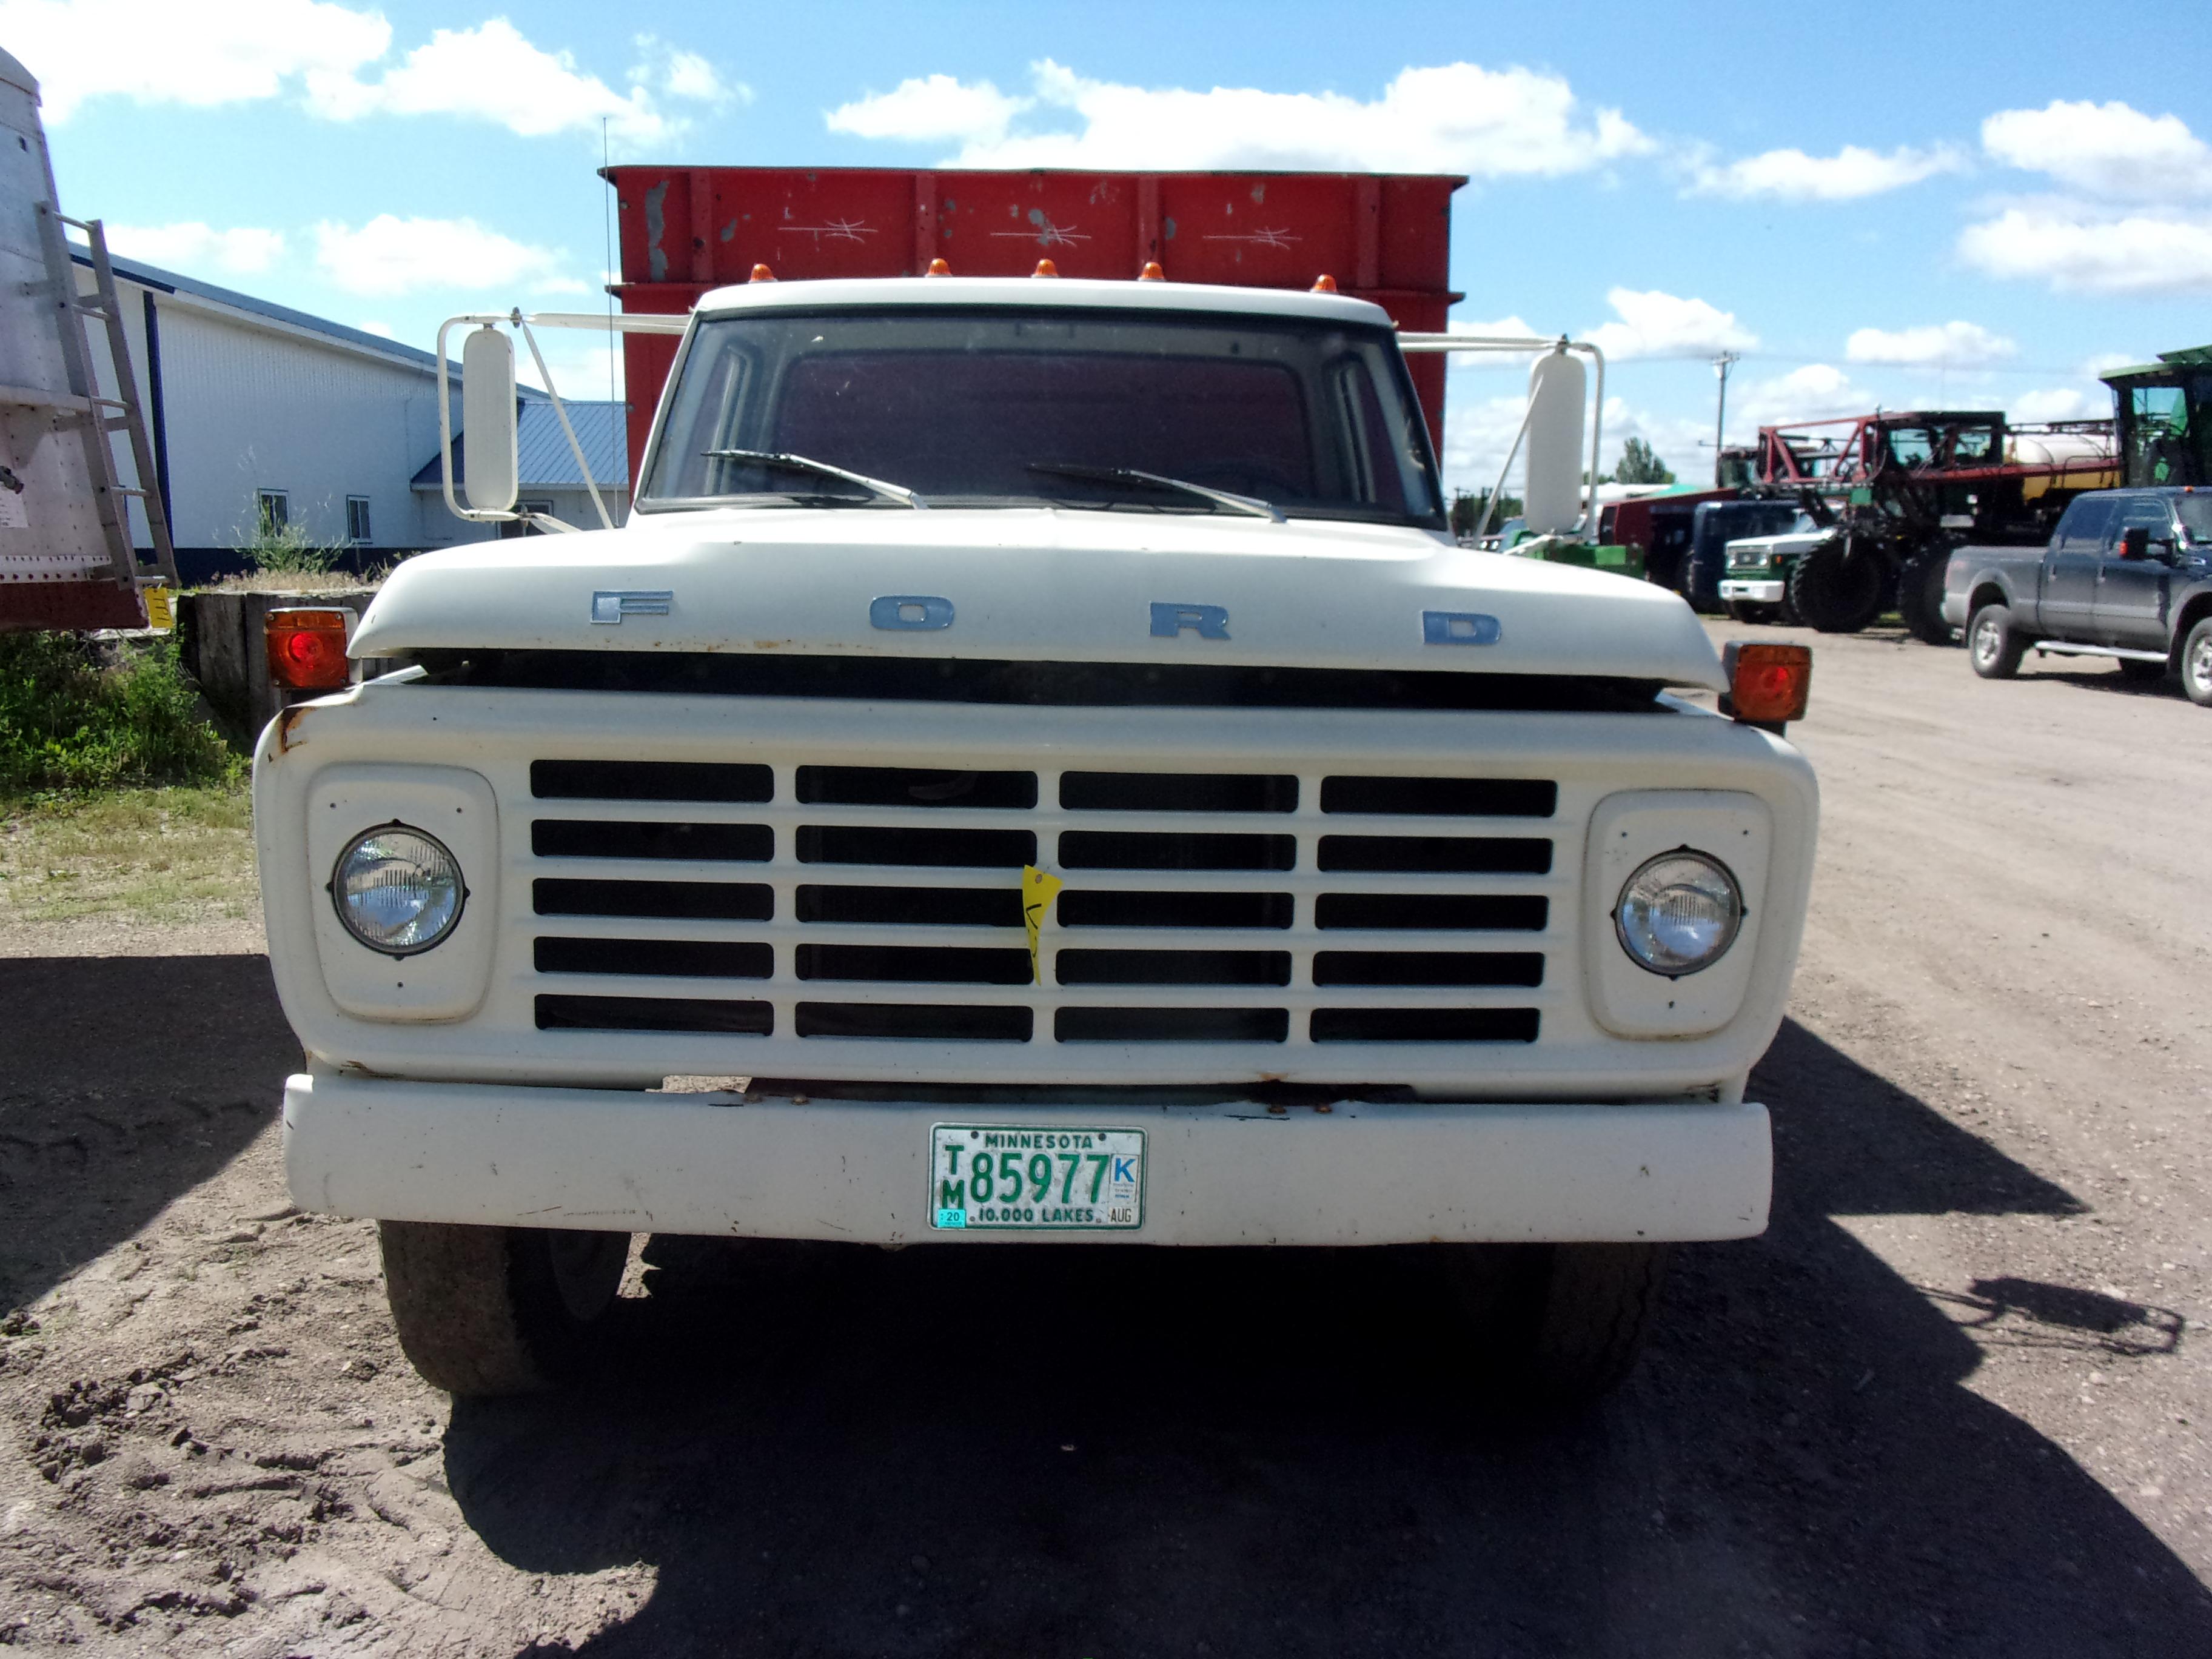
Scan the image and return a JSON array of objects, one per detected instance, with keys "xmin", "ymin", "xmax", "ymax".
[
  {"xmin": 1614, "ymin": 850, "xmax": 1742, "ymax": 977},
  {"xmin": 330, "ymin": 825, "xmax": 464, "ymax": 955}
]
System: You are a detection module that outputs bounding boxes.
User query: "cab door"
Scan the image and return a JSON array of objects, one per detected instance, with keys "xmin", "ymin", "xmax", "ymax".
[
  {"xmin": 2094, "ymin": 494, "xmax": 2179, "ymax": 648},
  {"xmin": 2039, "ymin": 495, "xmax": 2115, "ymax": 635}
]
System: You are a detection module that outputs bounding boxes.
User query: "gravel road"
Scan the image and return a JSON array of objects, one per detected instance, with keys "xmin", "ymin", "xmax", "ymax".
[{"xmin": 2, "ymin": 623, "xmax": 2209, "ymax": 1657}]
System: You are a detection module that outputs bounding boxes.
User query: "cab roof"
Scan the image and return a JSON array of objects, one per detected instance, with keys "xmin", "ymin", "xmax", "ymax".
[{"xmin": 690, "ymin": 274, "xmax": 1395, "ymax": 327}]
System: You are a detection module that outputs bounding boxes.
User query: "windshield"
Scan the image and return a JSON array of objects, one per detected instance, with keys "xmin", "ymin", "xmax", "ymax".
[
  {"xmin": 640, "ymin": 306, "xmax": 1445, "ymax": 526},
  {"xmin": 2178, "ymin": 495, "xmax": 2212, "ymax": 542}
]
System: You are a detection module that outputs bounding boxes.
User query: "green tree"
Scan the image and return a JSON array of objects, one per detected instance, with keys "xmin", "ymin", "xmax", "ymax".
[{"xmin": 1611, "ymin": 437, "xmax": 1675, "ymax": 486}]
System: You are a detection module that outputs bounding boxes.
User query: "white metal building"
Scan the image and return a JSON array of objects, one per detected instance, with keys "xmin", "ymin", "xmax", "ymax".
[
  {"xmin": 412, "ymin": 398, "xmax": 631, "ymax": 538},
  {"xmin": 71, "ymin": 248, "xmax": 629, "ymax": 582}
]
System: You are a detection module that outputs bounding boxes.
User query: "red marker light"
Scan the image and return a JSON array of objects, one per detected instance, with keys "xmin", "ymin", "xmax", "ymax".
[
  {"xmin": 1722, "ymin": 640, "xmax": 1811, "ymax": 728},
  {"xmin": 1311, "ymin": 273, "xmax": 1338, "ymax": 293},
  {"xmin": 749, "ymin": 263, "xmax": 776, "ymax": 283},
  {"xmin": 1139, "ymin": 261, "xmax": 1165, "ymax": 281},
  {"xmin": 265, "ymin": 608, "xmax": 352, "ymax": 691},
  {"xmin": 925, "ymin": 257, "xmax": 952, "ymax": 276},
  {"xmin": 1033, "ymin": 258, "xmax": 1060, "ymax": 278}
]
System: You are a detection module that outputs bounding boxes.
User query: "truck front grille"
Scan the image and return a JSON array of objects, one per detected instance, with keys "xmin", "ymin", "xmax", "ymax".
[{"xmin": 521, "ymin": 759, "xmax": 1557, "ymax": 1055}]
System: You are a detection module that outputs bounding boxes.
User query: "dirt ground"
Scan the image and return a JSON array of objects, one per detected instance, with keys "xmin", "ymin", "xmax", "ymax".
[{"xmin": 2, "ymin": 623, "xmax": 2210, "ymax": 1657}]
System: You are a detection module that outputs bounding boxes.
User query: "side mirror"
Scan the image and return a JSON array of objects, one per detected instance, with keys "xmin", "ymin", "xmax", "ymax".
[
  {"xmin": 1522, "ymin": 349, "xmax": 1587, "ymax": 535},
  {"xmin": 461, "ymin": 325, "xmax": 519, "ymax": 514}
]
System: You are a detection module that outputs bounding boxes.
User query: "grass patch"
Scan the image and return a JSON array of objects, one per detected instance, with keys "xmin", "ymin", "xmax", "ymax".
[
  {"xmin": 0, "ymin": 783, "xmax": 257, "ymax": 927},
  {"xmin": 0, "ymin": 632, "xmax": 241, "ymax": 795}
]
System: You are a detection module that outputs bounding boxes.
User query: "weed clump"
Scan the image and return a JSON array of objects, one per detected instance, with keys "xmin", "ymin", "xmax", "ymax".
[{"xmin": 0, "ymin": 631, "xmax": 241, "ymax": 796}]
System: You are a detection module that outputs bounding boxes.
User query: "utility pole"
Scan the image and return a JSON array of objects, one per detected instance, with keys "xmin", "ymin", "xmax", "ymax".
[{"xmin": 1711, "ymin": 351, "xmax": 1741, "ymax": 486}]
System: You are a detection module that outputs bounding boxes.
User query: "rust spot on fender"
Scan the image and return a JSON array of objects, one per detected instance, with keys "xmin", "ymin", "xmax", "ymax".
[{"xmin": 274, "ymin": 704, "xmax": 311, "ymax": 754}]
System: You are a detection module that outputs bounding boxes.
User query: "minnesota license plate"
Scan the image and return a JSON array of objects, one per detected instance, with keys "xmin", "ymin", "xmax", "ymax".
[{"xmin": 928, "ymin": 1124, "xmax": 1146, "ymax": 1232}]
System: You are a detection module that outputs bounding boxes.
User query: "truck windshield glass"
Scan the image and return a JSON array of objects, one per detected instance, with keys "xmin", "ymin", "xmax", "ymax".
[{"xmin": 640, "ymin": 306, "xmax": 1444, "ymax": 526}]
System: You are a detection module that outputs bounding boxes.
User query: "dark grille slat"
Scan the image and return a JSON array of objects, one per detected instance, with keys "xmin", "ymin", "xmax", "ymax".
[
  {"xmin": 532, "ymin": 819, "xmax": 773, "ymax": 862},
  {"xmin": 1320, "ymin": 777, "xmax": 1557, "ymax": 818},
  {"xmin": 796, "ymin": 943, "xmax": 1034, "ymax": 985},
  {"xmin": 1056, "ymin": 950, "xmax": 1292, "ymax": 987},
  {"xmin": 1317, "ymin": 836, "xmax": 1552, "ymax": 875},
  {"xmin": 1311, "ymin": 1008, "xmax": 1540, "ymax": 1044},
  {"xmin": 1056, "ymin": 890, "xmax": 1295, "ymax": 930},
  {"xmin": 1315, "ymin": 893, "xmax": 1547, "ymax": 932},
  {"xmin": 533, "ymin": 878, "xmax": 774, "ymax": 920},
  {"xmin": 1059, "ymin": 831, "xmax": 1296, "ymax": 871},
  {"xmin": 531, "ymin": 760, "xmax": 773, "ymax": 803},
  {"xmin": 1312, "ymin": 951, "xmax": 1544, "ymax": 988},
  {"xmin": 1056, "ymin": 1007, "xmax": 1289, "ymax": 1043},
  {"xmin": 797, "ymin": 766, "xmax": 1037, "ymax": 809},
  {"xmin": 535, "ymin": 994, "xmax": 773, "ymax": 1034},
  {"xmin": 1059, "ymin": 772, "xmax": 1298, "ymax": 814},
  {"xmin": 797, "ymin": 885, "xmax": 1024, "ymax": 927},
  {"xmin": 534, "ymin": 937, "xmax": 772, "ymax": 979},
  {"xmin": 798, "ymin": 825, "xmax": 1037, "ymax": 867},
  {"xmin": 796, "ymin": 1002, "xmax": 1033, "ymax": 1042}
]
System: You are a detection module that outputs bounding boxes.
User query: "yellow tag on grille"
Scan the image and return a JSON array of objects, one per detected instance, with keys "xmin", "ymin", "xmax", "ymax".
[{"xmin": 1022, "ymin": 865, "xmax": 1063, "ymax": 985}]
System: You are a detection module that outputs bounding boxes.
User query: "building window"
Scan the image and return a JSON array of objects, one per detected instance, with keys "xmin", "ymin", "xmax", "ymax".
[
  {"xmin": 346, "ymin": 495, "xmax": 373, "ymax": 544},
  {"xmin": 256, "ymin": 489, "xmax": 288, "ymax": 532}
]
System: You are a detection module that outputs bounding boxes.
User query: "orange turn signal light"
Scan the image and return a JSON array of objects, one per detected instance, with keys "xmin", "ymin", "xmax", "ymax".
[
  {"xmin": 265, "ymin": 607, "xmax": 353, "ymax": 692},
  {"xmin": 749, "ymin": 263, "xmax": 776, "ymax": 283},
  {"xmin": 925, "ymin": 257, "xmax": 952, "ymax": 276},
  {"xmin": 1311, "ymin": 273, "xmax": 1338, "ymax": 293},
  {"xmin": 1721, "ymin": 640, "xmax": 1811, "ymax": 728},
  {"xmin": 1139, "ymin": 261, "xmax": 1165, "ymax": 281},
  {"xmin": 1033, "ymin": 258, "xmax": 1060, "ymax": 278}
]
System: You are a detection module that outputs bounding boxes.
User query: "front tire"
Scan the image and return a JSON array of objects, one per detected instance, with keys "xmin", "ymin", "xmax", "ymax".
[
  {"xmin": 378, "ymin": 1222, "xmax": 629, "ymax": 1396},
  {"xmin": 1788, "ymin": 537, "xmax": 1888, "ymax": 633},
  {"xmin": 2182, "ymin": 617, "xmax": 2212, "ymax": 706},
  {"xmin": 1968, "ymin": 602, "xmax": 2027, "ymax": 679},
  {"xmin": 1448, "ymin": 1242, "xmax": 1672, "ymax": 1408}
]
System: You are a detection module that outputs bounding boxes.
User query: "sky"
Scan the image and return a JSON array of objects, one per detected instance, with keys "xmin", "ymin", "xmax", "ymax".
[{"xmin": 9, "ymin": 0, "xmax": 2212, "ymax": 497}]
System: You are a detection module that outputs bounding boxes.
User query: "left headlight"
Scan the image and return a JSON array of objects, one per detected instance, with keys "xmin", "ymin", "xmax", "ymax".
[
  {"xmin": 1614, "ymin": 850, "xmax": 1742, "ymax": 977},
  {"xmin": 331, "ymin": 824, "xmax": 464, "ymax": 955}
]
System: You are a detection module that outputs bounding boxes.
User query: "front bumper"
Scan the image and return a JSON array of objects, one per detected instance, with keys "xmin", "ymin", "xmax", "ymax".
[
  {"xmin": 1718, "ymin": 578, "xmax": 1786, "ymax": 604},
  {"xmin": 281, "ymin": 1072, "xmax": 1772, "ymax": 1245}
]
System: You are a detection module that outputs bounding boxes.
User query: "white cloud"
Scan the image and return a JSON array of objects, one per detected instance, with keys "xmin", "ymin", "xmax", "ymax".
[
  {"xmin": 1957, "ymin": 206, "xmax": 2212, "ymax": 295},
  {"xmin": 1687, "ymin": 142, "xmax": 1964, "ymax": 201},
  {"xmin": 316, "ymin": 20, "xmax": 680, "ymax": 147},
  {"xmin": 314, "ymin": 216, "xmax": 583, "ymax": 298},
  {"xmin": 1844, "ymin": 320, "xmax": 2017, "ymax": 367},
  {"xmin": 2009, "ymin": 387, "xmax": 2097, "ymax": 423},
  {"xmin": 106, "ymin": 221, "xmax": 285, "ymax": 276},
  {"xmin": 1584, "ymin": 288, "xmax": 1757, "ymax": 361},
  {"xmin": 358, "ymin": 320, "xmax": 397, "ymax": 339},
  {"xmin": 0, "ymin": 0, "xmax": 389, "ymax": 121},
  {"xmin": 1, "ymin": 3, "xmax": 709, "ymax": 147},
  {"xmin": 827, "ymin": 73, "xmax": 1031, "ymax": 146},
  {"xmin": 1982, "ymin": 101, "xmax": 2212, "ymax": 200},
  {"xmin": 2080, "ymin": 350, "xmax": 2141, "ymax": 378},
  {"xmin": 831, "ymin": 59, "xmax": 1652, "ymax": 176},
  {"xmin": 1732, "ymin": 363, "xmax": 1871, "ymax": 427}
]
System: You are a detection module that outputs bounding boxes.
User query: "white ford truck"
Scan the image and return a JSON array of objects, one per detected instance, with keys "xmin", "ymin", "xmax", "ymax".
[{"xmin": 256, "ymin": 275, "xmax": 1818, "ymax": 1402}]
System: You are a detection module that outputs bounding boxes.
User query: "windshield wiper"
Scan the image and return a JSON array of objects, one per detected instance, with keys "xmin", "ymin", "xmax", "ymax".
[
  {"xmin": 701, "ymin": 449, "xmax": 930, "ymax": 509},
  {"xmin": 1026, "ymin": 463, "xmax": 1284, "ymax": 523}
]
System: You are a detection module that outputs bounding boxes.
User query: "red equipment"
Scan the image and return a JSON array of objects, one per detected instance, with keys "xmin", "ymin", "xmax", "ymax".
[{"xmin": 604, "ymin": 167, "xmax": 1466, "ymax": 474}]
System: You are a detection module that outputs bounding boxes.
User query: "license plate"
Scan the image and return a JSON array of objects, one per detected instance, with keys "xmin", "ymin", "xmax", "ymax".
[{"xmin": 928, "ymin": 1124, "xmax": 1146, "ymax": 1232}]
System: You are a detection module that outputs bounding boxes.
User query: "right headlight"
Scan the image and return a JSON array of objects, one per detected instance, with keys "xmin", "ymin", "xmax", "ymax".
[
  {"xmin": 331, "ymin": 824, "xmax": 465, "ymax": 955},
  {"xmin": 1614, "ymin": 850, "xmax": 1742, "ymax": 977}
]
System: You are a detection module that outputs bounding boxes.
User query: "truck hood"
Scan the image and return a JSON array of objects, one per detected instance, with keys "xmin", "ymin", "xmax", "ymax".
[{"xmin": 352, "ymin": 508, "xmax": 1727, "ymax": 691}]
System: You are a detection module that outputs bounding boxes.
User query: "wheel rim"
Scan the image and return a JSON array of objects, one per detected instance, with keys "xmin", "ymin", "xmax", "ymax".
[
  {"xmin": 2192, "ymin": 634, "xmax": 2212, "ymax": 694},
  {"xmin": 1972, "ymin": 616, "xmax": 2001, "ymax": 668}
]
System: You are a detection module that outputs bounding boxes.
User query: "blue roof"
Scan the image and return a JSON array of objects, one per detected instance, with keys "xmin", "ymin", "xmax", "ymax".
[
  {"xmin": 412, "ymin": 399, "xmax": 629, "ymax": 491},
  {"xmin": 76, "ymin": 245, "xmax": 442, "ymax": 371}
]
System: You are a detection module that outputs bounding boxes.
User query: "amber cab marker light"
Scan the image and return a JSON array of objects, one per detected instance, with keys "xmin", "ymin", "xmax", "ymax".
[
  {"xmin": 265, "ymin": 608, "xmax": 353, "ymax": 692},
  {"xmin": 1139, "ymin": 261, "xmax": 1166, "ymax": 281},
  {"xmin": 1721, "ymin": 640, "xmax": 1811, "ymax": 731},
  {"xmin": 925, "ymin": 257, "xmax": 952, "ymax": 276},
  {"xmin": 1311, "ymin": 273, "xmax": 1338, "ymax": 292},
  {"xmin": 1032, "ymin": 258, "xmax": 1061, "ymax": 278},
  {"xmin": 748, "ymin": 263, "xmax": 776, "ymax": 283}
]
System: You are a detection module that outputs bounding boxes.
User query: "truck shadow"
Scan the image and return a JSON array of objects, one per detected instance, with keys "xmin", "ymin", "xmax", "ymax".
[
  {"xmin": 0, "ymin": 954, "xmax": 294, "ymax": 1313},
  {"xmin": 444, "ymin": 1018, "xmax": 2211, "ymax": 1658}
]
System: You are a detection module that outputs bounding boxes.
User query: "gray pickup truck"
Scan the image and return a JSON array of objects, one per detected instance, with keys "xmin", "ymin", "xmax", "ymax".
[{"xmin": 1944, "ymin": 486, "xmax": 2212, "ymax": 705}]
